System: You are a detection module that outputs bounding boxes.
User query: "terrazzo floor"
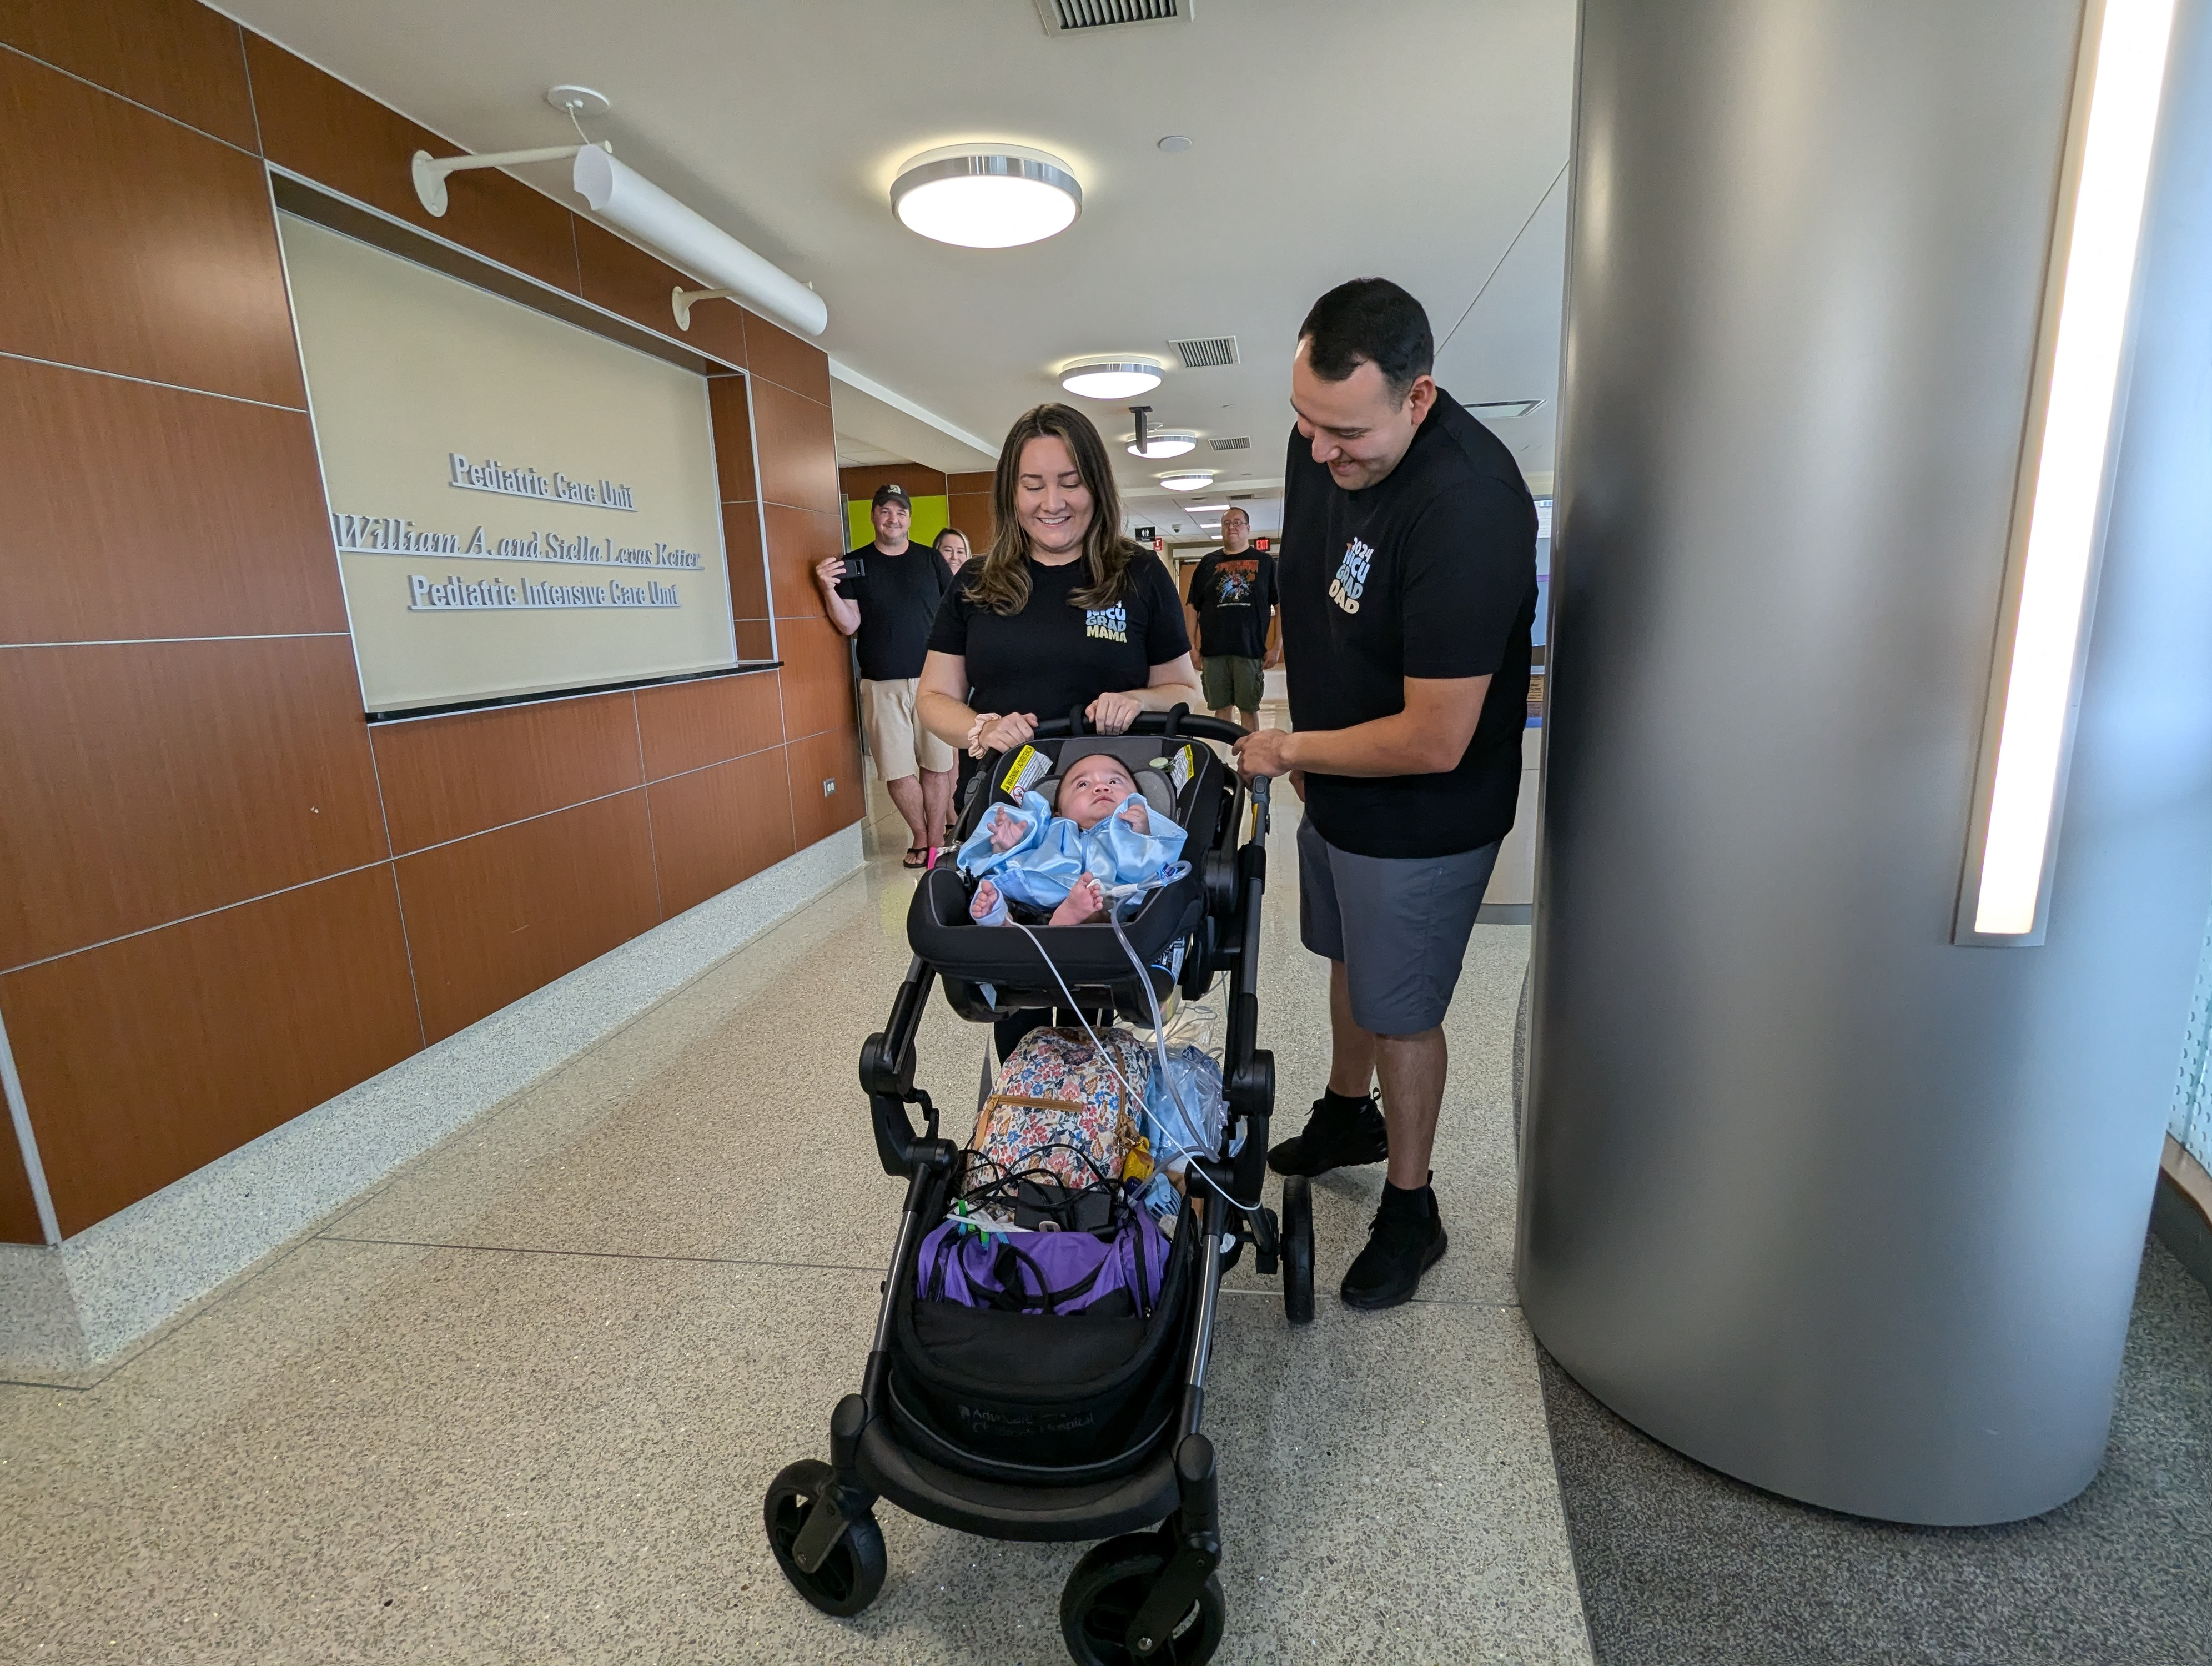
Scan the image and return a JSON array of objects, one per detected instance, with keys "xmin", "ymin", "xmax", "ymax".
[{"xmin": 0, "ymin": 768, "xmax": 1592, "ymax": 1665}]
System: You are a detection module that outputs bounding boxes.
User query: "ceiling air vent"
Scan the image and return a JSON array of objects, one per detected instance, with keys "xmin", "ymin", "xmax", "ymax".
[
  {"xmin": 1169, "ymin": 335, "xmax": 1238, "ymax": 368},
  {"xmin": 1209, "ymin": 436, "xmax": 1250, "ymax": 452},
  {"xmin": 1034, "ymin": 0, "xmax": 1190, "ymax": 34}
]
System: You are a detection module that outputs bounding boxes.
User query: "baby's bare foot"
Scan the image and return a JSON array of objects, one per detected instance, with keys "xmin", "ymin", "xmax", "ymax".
[
  {"xmin": 1050, "ymin": 875, "xmax": 1104, "ymax": 926},
  {"xmin": 970, "ymin": 879, "xmax": 1001, "ymax": 922}
]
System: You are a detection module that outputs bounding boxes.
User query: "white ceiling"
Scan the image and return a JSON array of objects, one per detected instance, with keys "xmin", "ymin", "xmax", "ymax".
[{"xmin": 220, "ymin": 0, "xmax": 1575, "ymax": 529}]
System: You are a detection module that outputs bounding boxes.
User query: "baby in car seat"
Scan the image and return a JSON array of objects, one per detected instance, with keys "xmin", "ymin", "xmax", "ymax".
[{"xmin": 961, "ymin": 753, "xmax": 1188, "ymax": 927}]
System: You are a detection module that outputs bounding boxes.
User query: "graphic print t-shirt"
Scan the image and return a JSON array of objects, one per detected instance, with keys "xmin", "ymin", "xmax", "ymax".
[
  {"xmin": 1188, "ymin": 547, "xmax": 1279, "ymax": 659},
  {"xmin": 834, "ymin": 541, "xmax": 951, "ymax": 681},
  {"xmin": 928, "ymin": 551, "xmax": 1189, "ymax": 722},
  {"xmin": 1279, "ymin": 391, "xmax": 1537, "ymax": 859}
]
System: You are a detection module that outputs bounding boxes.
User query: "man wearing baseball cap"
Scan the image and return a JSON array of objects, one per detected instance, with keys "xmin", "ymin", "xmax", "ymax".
[{"xmin": 815, "ymin": 483, "xmax": 956, "ymax": 867}]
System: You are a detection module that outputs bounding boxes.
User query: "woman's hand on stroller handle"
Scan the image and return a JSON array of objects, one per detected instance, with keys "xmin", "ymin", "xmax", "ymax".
[
  {"xmin": 978, "ymin": 711, "xmax": 1036, "ymax": 753},
  {"xmin": 1084, "ymin": 691, "xmax": 1142, "ymax": 734}
]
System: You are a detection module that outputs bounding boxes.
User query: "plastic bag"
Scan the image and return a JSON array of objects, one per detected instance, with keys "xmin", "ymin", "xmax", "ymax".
[{"xmin": 1143, "ymin": 1042, "xmax": 1226, "ymax": 1175}]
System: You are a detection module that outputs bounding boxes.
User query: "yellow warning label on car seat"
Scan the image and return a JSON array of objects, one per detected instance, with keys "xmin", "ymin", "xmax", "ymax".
[{"xmin": 999, "ymin": 744, "xmax": 1052, "ymax": 797}]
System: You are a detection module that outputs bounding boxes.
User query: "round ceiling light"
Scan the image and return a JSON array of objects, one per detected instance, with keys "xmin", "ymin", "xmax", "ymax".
[
  {"xmin": 1156, "ymin": 470, "xmax": 1214, "ymax": 491},
  {"xmin": 1126, "ymin": 430, "xmax": 1197, "ymax": 460},
  {"xmin": 891, "ymin": 145, "xmax": 1082, "ymax": 249},
  {"xmin": 1060, "ymin": 360, "xmax": 1163, "ymax": 400}
]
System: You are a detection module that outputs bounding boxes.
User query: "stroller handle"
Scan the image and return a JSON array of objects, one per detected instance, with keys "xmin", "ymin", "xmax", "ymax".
[{"xmin": 1029, "ymin": 702, "xmax": 1248, "ymax": 745}]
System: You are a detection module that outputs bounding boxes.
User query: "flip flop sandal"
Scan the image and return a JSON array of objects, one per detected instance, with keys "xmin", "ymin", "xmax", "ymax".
[{"xmin": 902, "ymin": 846, "xmax": 930, "ymax": 869}]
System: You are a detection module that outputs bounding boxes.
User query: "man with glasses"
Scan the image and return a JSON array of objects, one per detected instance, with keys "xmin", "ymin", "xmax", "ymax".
[{"xmin": 1183, "ymin": 506, "xmax": 1280, "ymax": 731}]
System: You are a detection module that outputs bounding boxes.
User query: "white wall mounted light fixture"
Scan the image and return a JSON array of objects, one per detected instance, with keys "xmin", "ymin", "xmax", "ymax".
[
  {"xmin": 1060, "ymin": 359, "xmax": 1163, "ymax": 399},
  {"xmin": 410, "ymin": 107, "xmax": 827, "ymax": 338},
  {"xmin": 892, "ymin": 145, "xmax": 1082, "ymax": 248},
  {"xmin": 1957, "ymin": 0, "xmax": 2176, "ymax": 945}
]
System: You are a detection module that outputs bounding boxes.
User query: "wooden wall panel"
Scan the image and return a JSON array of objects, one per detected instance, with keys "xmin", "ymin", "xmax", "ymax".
[
  {"xmin": 724, "ymin": 503, "xmax": 770, "ymax": 623},
  {"xmin": 0, "ymin": 356, "xmax": 346, "ymax": 644},
  {"xmin": 0, "ymin": 639, "xmax": 389, "ymax": 969},
  {"xmin": 646, "ymin": 748, "xmax": 797, "ymax": 917},
  {"xmin": 242, "ymin": 34, "xmax": 580, "ymax": 296},
  {"xmin": 0, "ymin": 3, "xmax": 873, "ymax": 1238},
  {"xmin": 707, "ymin": 375, "xmax": 756, "ymax": 502},
  {"xmin": 369, "ymin": 693, "xmax": 645, "ymax": 856},
  {"xmin": 763, "ymin": 504, "xmax": 844, "ymax": 620},
  {"xmin": 0, "ymin": 49, "xmax": 304, "ymax": 404},
  {"xmin": 635, "ymin": 670, "xmax": 784, "ymax": 781},
  {"xmin": 752, "ymin": 379, "xmax": 840, "ymax": 515},
  {"xmin": 741, "ymin": 308, "xmax": 833, "ymax": 404},
  {"xmin": 839, "ymin": 464, "xmax": 949, "ymax": 502},
  {"xmin": 573, "ymin": 218, "xmax": 747, "ymax": 369},
  {"xmin": 787, "ymin": 725, "xmax": 865, "ymax": 849},
  {"xmin": 948, "ymin": 471, "xmax": 998, "ymax": 552},
  {"xmin": 0, "ymin": 1123, "xmax": 44, "ymax": 1245},
  {"xmin": 737, "ymin": 620, "xmax": 777, "ymax": 661},
  {"xmin": 776, "ymin": 615, "xmax": 859, "ymax": 742},
  {"xmin": 395, "ymin": 790, "xmax": 661, "ymax": 1044},
  {"xmin": 0, "ymin": 0, "xmax": 257, "ymax": 149},
  {"xmin": 0, "ymin": 865, "xmax": 422, "ymax": 1236}
]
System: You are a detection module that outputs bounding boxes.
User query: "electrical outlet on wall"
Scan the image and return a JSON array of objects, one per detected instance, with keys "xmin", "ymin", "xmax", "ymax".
[{"xmin": 822, "ymin": 777, "xmax": 837, "ymax": 796}]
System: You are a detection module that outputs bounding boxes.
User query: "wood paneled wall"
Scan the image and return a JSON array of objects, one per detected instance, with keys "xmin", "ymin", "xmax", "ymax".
[
  {"xmin": 839, "ymin": 464, "xmax": 949, "ymax": 504},
  {"xmin": 948, "ymin": 470, "xmax": 998, "ymax": 552},
  {"xmin": 0, "ymin": 0, "xmax": 860, "ymax": 1241}
]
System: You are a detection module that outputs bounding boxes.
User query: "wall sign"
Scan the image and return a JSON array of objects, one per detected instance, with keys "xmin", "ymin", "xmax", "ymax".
[{"xmin": 278, "ymin": 214, "xmax": 741, "ymax": 716}]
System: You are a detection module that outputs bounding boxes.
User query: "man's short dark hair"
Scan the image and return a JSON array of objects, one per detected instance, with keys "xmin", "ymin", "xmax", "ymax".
[{"xmin": 1298, "ymin": 278, "xmax": 1434, "ymax": 399}]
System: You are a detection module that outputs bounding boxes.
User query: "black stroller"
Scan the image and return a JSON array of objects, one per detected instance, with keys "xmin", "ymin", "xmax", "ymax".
[{"xmin": 762, "ymin": 709, "xmax": 1313, "ymax": 1665}]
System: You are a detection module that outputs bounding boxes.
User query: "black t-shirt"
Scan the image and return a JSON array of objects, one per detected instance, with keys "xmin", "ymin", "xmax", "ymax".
[
  {"xmin": 1187, "ymin": 547, "xmax": 1278, "ymax": 659},
  {"xmin": 1279, "ymin": 391, "xmax": 1537, "ymax": 859},
  {"xmin": 927, "ymin": 550, "xmax": 1190, "ymax": 723},
  {"xmin": 835, "ymin": 541, "xmax": 951, "ymax": 681}
]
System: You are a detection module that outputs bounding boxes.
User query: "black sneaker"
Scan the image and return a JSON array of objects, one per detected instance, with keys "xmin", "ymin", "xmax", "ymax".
[
  {"xmin": 1340, "ymin": 1184, "xmax": 1447, "ymax": 1310},
  {"xmin": 1266, "ymin": 1093, "xmax": 1389, "ymax": 1177}
]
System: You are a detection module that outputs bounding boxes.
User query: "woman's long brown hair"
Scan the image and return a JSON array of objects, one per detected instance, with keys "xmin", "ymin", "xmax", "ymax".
[{"xmin": 964, "ymin": 403, "xmax": 1142, "ymax": 616}]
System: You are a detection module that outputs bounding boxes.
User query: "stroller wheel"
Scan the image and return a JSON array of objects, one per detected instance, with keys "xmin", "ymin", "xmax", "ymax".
[
  {"xmin": 763, "ymin": 1459, "xmax": 886, "ymax": 1617},
  {"xmin": 1059, "ymin": 1533, "xmax": 1225, "ymax": 1665},
  {"xmin": 1280, "ymin": 1174, "xmax": 1315, "ymax": 1326}
]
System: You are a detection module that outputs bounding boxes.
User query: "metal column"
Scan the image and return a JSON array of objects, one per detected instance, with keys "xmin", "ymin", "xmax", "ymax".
[{"xmin": 1521, "ymin": 0, "xmax": 2212, "ymax": 1523}]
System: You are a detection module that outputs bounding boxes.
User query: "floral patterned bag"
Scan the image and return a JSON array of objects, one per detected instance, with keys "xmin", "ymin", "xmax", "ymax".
[{"xmin": 965, "ymin": 1026, "xmax": 1153, "ymax": 1193}]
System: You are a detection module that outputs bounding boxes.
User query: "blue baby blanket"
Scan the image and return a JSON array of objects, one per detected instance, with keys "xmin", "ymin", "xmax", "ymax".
[{"xmin": 957, "ymin": 792, "xmax": 1188, "ymax": 911}]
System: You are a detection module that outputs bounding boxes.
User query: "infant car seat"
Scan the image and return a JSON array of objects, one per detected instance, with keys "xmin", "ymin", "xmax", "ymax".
[{"xmin": 908, "ymin": 733, "xmax": 1225, "ymax": 1022}]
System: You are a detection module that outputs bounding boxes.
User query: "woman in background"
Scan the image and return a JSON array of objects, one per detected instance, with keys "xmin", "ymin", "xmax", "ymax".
[
  {"xmin": 933, "ymin": 526, "xmax": 978, "ymax": 836},
  {"xmin": 933, "ymin": 526, "xmax": 973, "ymax": 576}
]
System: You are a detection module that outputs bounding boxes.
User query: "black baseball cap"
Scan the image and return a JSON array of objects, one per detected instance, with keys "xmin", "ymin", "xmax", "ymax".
[{"xmin": 871, "ymin": 483, "xmax": 911, "ymax": 508}]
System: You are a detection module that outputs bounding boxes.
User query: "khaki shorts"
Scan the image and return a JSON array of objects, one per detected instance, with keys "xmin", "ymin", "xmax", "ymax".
[{"xmin": 859, "ymin": 678, "xmax": 956, "ymax": 780}]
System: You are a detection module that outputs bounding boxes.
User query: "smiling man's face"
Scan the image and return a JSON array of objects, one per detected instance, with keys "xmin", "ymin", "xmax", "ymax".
[{"xmin": 1290, "ymin": 341, "xmax": 1436, "ymax": 493}]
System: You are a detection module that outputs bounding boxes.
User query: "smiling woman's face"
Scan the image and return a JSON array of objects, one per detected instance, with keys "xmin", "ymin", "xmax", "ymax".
[{"xmin": 1013, "ymin": 435, "xmax": 1093, "ymax": 561}]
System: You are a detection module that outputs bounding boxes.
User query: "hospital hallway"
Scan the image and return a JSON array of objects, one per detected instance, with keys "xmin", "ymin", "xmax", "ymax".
[{"xmin": 3, "ymin": 767, "xmax": 2205, "ymax": 1666}]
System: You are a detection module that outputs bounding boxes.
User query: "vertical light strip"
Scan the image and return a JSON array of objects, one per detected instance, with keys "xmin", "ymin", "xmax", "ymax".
[{"xmin": 1974, "ymin": 0, "xmax": 2178, "ymax": 936}]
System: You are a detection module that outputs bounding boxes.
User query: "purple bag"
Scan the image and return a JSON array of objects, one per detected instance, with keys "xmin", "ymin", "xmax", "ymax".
[{"xmin": 918, "ymin": 1211, "xmax": 1170, "ymax": 1317}]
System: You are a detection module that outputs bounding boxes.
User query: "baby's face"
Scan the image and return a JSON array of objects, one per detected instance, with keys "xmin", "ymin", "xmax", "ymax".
[{"xmin": 1057, "ymin": 755, "xmax": 1138, "ymax": 829}]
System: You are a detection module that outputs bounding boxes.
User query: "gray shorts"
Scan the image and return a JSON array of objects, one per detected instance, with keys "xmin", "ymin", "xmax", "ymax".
[{"xmin": 1297, "ymin": 816, "xmax": 1501, "ymax": 1035}]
